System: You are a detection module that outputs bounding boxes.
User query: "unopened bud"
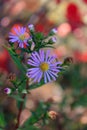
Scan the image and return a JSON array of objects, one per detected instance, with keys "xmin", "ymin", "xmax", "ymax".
[
  {"xmin": 49, "ymin": 37, "xmax": 57, "ymax": 44},
  {"xmin": 8, "ymin": 73, "xmax": 16, "ymax": 81},
  {"xmin": 64, "ymin": 57, "xmax": 73, "ymax": 65},
  {"xmin": 48, "ymin": 111, "xmax": 58, "ymax": 120},
  {"xmin": 28, "ymin": 24, "xmax": 34, "ymax": 31},
  {"xmin": 51, "ymin": 28, "xmax": 57, "ymax": 34},
  {"xmin": 4, "ymin": 88, "xmax": 11, "ymax": 94},
  {"xmin": 28, "ymin": 37, "xmax": 32, "ymax": 42},
  {"xmin": 49, "ymin": 28, "xmax": 57, "ymax": 36},
  {"xmin": 52, "ymin": 37, "xmax": 57, "ymax": 43}
]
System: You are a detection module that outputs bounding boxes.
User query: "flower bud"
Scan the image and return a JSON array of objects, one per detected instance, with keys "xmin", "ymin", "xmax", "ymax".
[
  {"xmin": 48, "ymin": 110, "xmax": 58, "ymax": 120},
  {"xmin": 28, "ymin": 24, "xmax": 34, "ymax": 31},
  {"xmin": 49, "ymin": 37, "xmax": 57, "ymax": 44},
  {"xmin": 49, "ymin": 28, "xmax": 57, "ymax": 36},
  {"xmin": 8, "ymin": 73, "xmax": 16, "ymax": 82},
  {"xmin": 4, "ymin": 88, "xmax": 11, "ymax": 94},
  {"xmin": 51, "ymin": 28, "xmax": 57, "ymax": 34},
  {"xmin": 64, "ymin": 57, "xmax": 73, "ymax": 65}
]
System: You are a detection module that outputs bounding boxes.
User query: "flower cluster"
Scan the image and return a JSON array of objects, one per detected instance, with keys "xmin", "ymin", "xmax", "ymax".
[
  {"xmin": 9, "ymin": 24, "xmax": 62, "ymax": 84},
  {"xmin": 5, "ymin": 23, "xmax": 65, "ymax": 130}
]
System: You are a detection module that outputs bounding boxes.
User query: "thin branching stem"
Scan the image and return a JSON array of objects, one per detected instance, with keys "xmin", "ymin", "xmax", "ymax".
[{"xmin": 15, "ymin": 79, "xmax": 29, "ymax": 130}]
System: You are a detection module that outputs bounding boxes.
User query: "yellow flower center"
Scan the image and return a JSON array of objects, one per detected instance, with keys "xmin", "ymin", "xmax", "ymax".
[
  {"xmin": 19, "ymin": 35, "xmax": 25, "ymax": 41},
  {"xmin": 40, "ymin": 62, "xmax": 49, "ymax": 72}
]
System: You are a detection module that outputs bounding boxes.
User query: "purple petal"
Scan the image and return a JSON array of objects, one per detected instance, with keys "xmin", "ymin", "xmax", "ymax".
[
  {"xmin": 21, "ymin": 27, "xmax": 26, "ymax": 34},
  {"xmin": 45, "ymin": 50, "xmax": 50, "ymax": 62},
  {"xmin": 14, "ymin": 28, "xmax": 20, "ymax": 35},
  {"xmin": 28, "ymin": 69, "xmax": 41, "ymax": 78},
  {"xmin": 48, "ymin": 70, "xmax": 58, "ymax": 77},
  {"xmin": 39, "ymin": 50, "xmax": 44, "ymax": 62},
  {"xmin": 48, "ymin": 56, "xmax": 56, "ymax": 62},
  {"xmin": 27, "ymin": 68, "xmax": 39, "ymax": 73},
  {"xmin": 45, "ymin": 71, "xmax": 51, "ymax": 82},
  {"xmin": 35, "ymin": 51, "xmax": 41, "ymax": 61},
  {"xmin": 30, "ymin": 53, "xmax": 40, "ymax": 64},
  {"xmin": 50, "ymin": 68, "xmax": 60, "ymax": 72},
  {"xmin": 19, "ymin": 42, "xmax": 24, "ymax": 48},
  {"xmin": 33, "ymin": 71, "xmax": 43, "ymax": 82},
  {"xmin": 44, "ymin": 72, "xmax": 47, "ymax": 83},
  {"xmin": 37, "ymin": 71, "xmax": 43, "ymax": 82},
  {"xmin": 28, "ymin": 59, "xmax": 39, "ymax": 66},
  {"xmin": 47, "ymin": 70, "xmax": 56, "ymax": 81},
  {"xmin": 9, "ymin": 39, "xmax": 18, "ymax": 42}
]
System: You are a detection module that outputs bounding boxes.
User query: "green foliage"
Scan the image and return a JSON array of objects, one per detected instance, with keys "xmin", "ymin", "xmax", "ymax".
[
  {"xmin": 29, "ymin": 79, "xmax": 44, "ymax": 90},
  {"xmin": 2, "ymin": 26, "xmax": 60, "ymax": 130},
  {"xmin": 7, "ymin": 48, "xmax": 26, "ymax": 75},
  {"xmin": 20, "ymin": 101, "xmax": 49, "ymax": 130},
  {"xmin": 18, "ymin": 126, "xmax": 40, "ymax": 130},
  {"xmin": 0, "ymin": 112, "xmax": 6, "ymax": 127}
]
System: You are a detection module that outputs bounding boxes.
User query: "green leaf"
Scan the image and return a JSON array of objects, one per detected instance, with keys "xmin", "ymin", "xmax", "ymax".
[
  {"xmin": 0, "ymin": 128, "xmax": 4, "ymax": 130},
  {"xmin": 29, "ymin": 79, "xmax": 44, "ymax": 90},
  {"xmin": 10, "ymin": 94, "xmax": 24, "ymax": 102},
  {"xmin": 22, "ymin": 102, "xmax": 49, "ymax": 128},
  {"xmin": 18, "ymin": 126, "xmax": 40, "ymax": 130},
  {"xmin": 18, "ymin": 78, "xmax": 27, "ymax": 92},
  {"xmin": 35, "ymin": 32, "xmax": 44, "ymax": 40},
  {"xmin": 42, "ymin": 45, "xmax": 55, "ymax": 49},
  {"xmin": 21, "ymin": 48, "xmax": 31, "ymax": 53},
  {"xmin": 7, "ymin": 48, "xmax": 26, "ymax": 75},
  {"xmin": 71, "ymin": 95, "xmax": 87, "ymax": 107},
  {"xmin": 0, "ymin": 112, "xmax": 6, "ymax": 127}
]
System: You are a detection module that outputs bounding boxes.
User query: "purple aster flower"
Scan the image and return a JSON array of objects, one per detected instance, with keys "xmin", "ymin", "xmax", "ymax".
[
  {"xmin": 9, "ymin": 26, "xmax": 29, "ymax": 48},
  {"xmin": 26, "ymin": 50, "xmax": 62, "ymax": 83},
  {"xmin": 4, "ymin": 88, "xmax": 11, "ymax": 94}
]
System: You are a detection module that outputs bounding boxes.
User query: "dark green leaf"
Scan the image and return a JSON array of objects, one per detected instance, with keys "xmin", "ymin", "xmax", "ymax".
[
  {"xmin": 10, "ymin": 94, "xmax": 24, "ymax": 101},
  {"xmin": 0, "ymin": 112, "xmax": 6, "ymax": 127},
  {"xmin": 7, "ymin": 48, "xmax": 26, "ymax": 75},
  {"xmin": 29, "ymin": 79, "xmax": 45, "ymax": 90}
]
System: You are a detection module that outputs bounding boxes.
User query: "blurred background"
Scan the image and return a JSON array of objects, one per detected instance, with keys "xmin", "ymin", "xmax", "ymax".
[{"xmin": 0, "ymin": 0, "xmax": 87, "ymax": 130}]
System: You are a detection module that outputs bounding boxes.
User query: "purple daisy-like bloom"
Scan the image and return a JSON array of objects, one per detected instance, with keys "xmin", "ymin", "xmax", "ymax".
[
  {"xmin": 9, "ymin": 26, "xmax": 29, "ymax": 48},
  {"xmin": 26, "ymin": 50, "xmax": 62, "ymax": 83}
]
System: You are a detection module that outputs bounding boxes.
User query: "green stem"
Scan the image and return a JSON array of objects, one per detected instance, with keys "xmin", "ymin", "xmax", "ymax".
[{"xmin": 15, "ymin": 79, "xmax": 29, "ymax": 130}]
